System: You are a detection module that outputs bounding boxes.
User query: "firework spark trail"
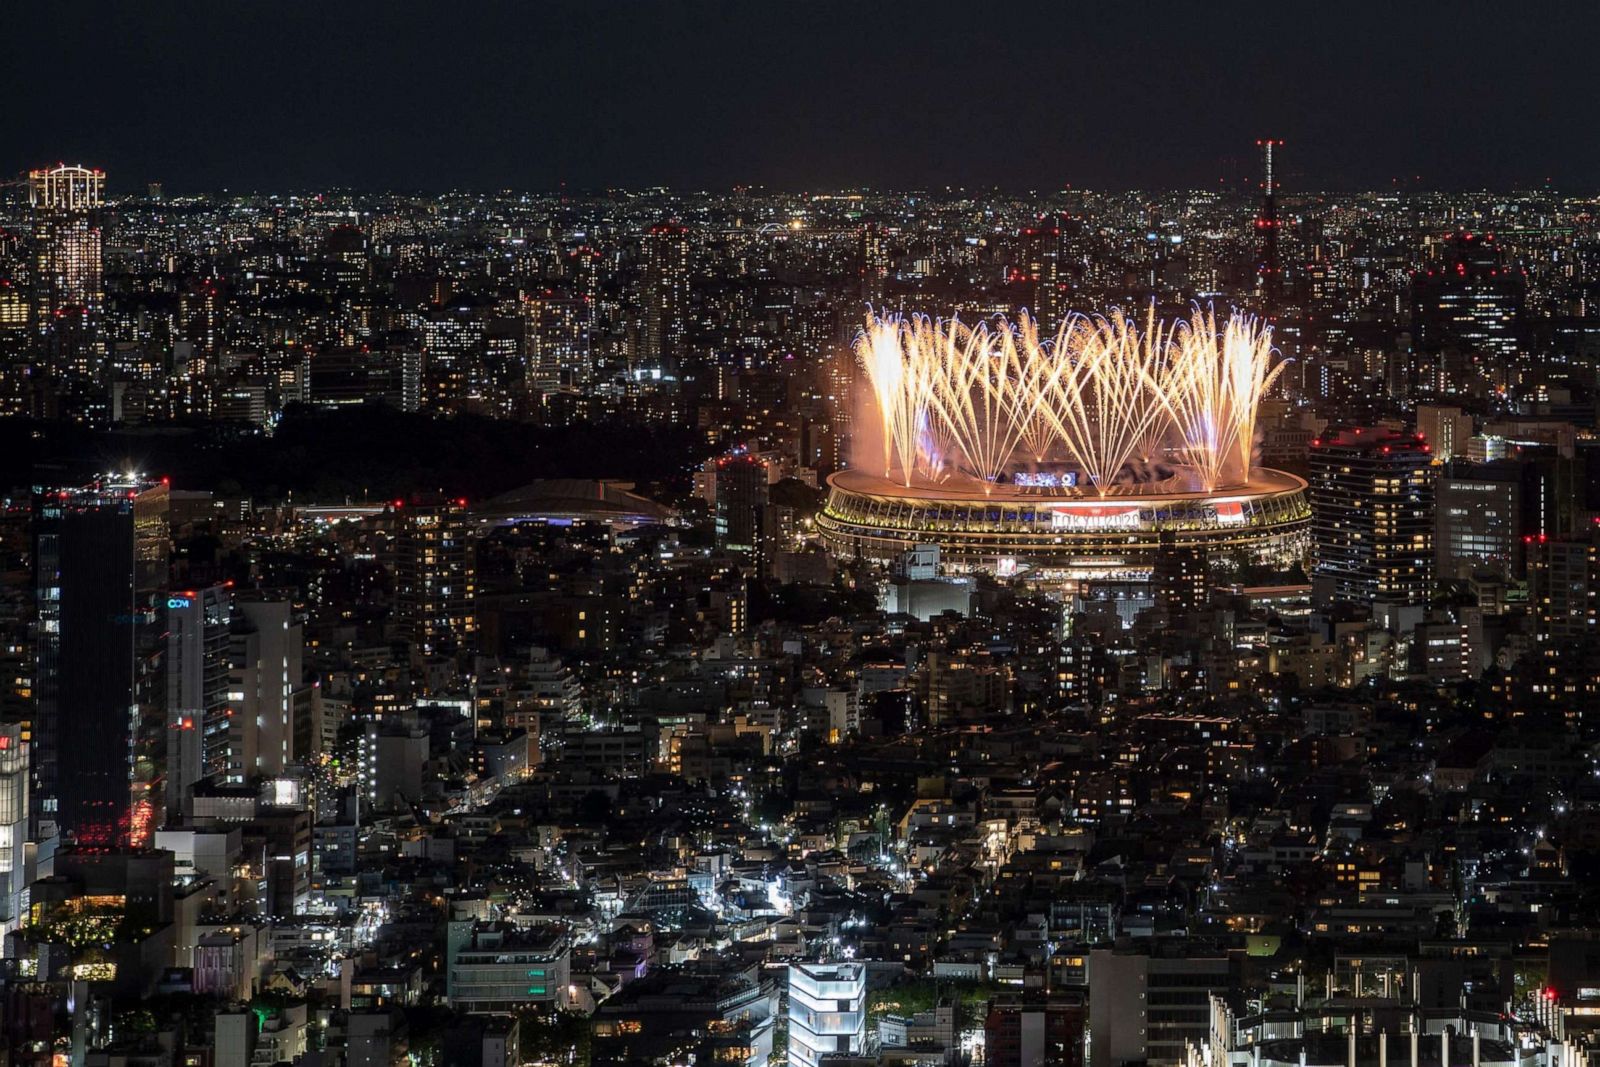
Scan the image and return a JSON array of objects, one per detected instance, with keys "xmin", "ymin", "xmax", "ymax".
[
  {"xmin": 1224, "ymin": 312, "xmax": 1286, "ymax": 485},
  {"xmin": 1160, "ymin": 307, "xmax": 1237, "ymax": 492},
  {"xmin": 1011, "ymin": 314, "xmax": 1065, "ymax": 464},
  {"xmin": 852, "ymin": 305, "xmax": 1280, "ymax": 493},
  {"xmin": 859, "ymin": 320, "xmax": 904, "ymax": 478},
  {"xmin": 926, "ymin": 317, "xmax": 1036, "ymax": 487}
]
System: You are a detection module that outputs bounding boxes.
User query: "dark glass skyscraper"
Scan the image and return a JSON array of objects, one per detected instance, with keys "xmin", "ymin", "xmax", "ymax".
[
  {"xmin": 714, "ymin": 453, "xmax": 769, "ymax": 556},
  {"xmin": 1411, "ymin": 231, "xmax": 1524, "ymax": 361},
  {"xmin": 33, "ymin": 477, "xmax": 167, "ymax": 845}
]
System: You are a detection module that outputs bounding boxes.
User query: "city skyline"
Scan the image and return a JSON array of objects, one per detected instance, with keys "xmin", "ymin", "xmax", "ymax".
[
  {"xmin": 6, "ymin": 1, "xmax": 1599, "ymax": 193},
  {"xmin": 7, "ymin": 10, "xmax": 1600, "ymax": 1059}
]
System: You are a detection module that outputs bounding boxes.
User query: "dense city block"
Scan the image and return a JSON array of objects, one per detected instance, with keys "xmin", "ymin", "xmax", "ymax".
[{"xmin": 3, "ymin": 149, "xmax": 1600, "ymax": 1067}]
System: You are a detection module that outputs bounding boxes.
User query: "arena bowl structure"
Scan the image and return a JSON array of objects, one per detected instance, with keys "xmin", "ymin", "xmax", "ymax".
[
  {"xmin": 816, "ymin": 466, "xmax": 1310, "ymax": 576},
  {"xmin": 821, "ymin": 306, "xmax": 1312, "ymax": 576}
]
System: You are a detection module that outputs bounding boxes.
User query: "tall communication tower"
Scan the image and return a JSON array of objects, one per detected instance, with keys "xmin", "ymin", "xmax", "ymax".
[{"xmin": 1255, "ymin": 138, "xmax": 1283, "ymax": 312}]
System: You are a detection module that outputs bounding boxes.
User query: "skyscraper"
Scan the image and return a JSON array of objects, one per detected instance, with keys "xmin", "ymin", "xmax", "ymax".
[
  {"xmin": 33, "ymin": 475, "xmax": 168, "ymax": 844},
  {"xmin": 1514, "ymin": 534, "xmax": 1600, "ymax": 722},
  {"xmin": 1309, "ymin": 428, "xmax": 1436, "ymax": 632},
  {"xmin": 165, "ymin": 585, "xmax": 232, "ymax": 820},
  {"xmin": 229, "ymin": 597, "xmax": 306, "ymax": 781},
  {"xmin": 1021, "ymin": 222, "xmax": 1064, "ymax": 329},
  {"xmin": 1411, "ymin": 231, "xmax": 1524, "ymax": 363},
  {"xmin": 0, "ymin": 721, "xmax": 26, "ymax": 935},
  {"xmin": 714, "ymin": 454, "xmax": 769, "ymax": 555},
  {"xmin": 29, "ymin": 165, "xmax": 107, "ymax": 421},
  {"xmin": 1434, "ymin": 463, "xmax": 1520, "ymax": 580},
  {"xmin": 642, "ymin": 224, "xmax": 689, "ymax": 377},
  {"xmin": 421, "ymin": 311, "xmax": 485, "ymax": 410},
  {"xmin": 1529, "ymin": 536, "xmax": 1599, "ymax": 644},
  {"xmin": 524, "ymin": 290, "xmax": 590, "ymax": 392},
  {"xmin": 395, "ymin": 498, "xmax": 477, "ymax": 663},
  {"xmin": 860, "ymin": 223, "xmax": 888, "ymax": 309}
]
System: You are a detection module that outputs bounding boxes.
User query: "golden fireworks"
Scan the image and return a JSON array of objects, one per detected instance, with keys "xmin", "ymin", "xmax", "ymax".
[{"xmin": 856, "ymin": 306, "xmax": 1284, "ymax": 496}]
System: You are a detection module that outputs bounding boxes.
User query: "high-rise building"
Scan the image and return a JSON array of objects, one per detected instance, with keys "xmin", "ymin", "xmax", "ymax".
[
  {"xmin": 229, "ymin": 598, "xmax": 306, "ymax": 782},
  {"xmin": 1529, "ymin": 537, "xmax": 1599, "ymax": 644},
  {"xmin": 1152, "ymin": 531, "xmax": 1207, "ymax": 618},
  {"xmin": 714, "ymin": 454, "xmax": 769, "ymax": 555},
  {"xmin": 1434, "ymin": 462, "xmax": 1520, "ymax": 580},
  {"xmin": 787, "ymin": 961, "xmax": 865, "ymax": 1067},
  {"xmin": 422, "ymin": 312, "xmax": 486, "ymax": 410},
  {"xmin": 395, "ymin": 498, "xmax": 477, "ymax": 663},
  {"xmin": 860, "ymin": 224, "xmax": 888, "ymax": 309},
  {"xmin": 524, "ymin": 291, "xmax": 590, "ymax": 392},
  {"xmin": 29, "ymin": 165, "xmax": 107, "ymax": 421},
  {"xmin": 1412, "ymin": 231, "xmax": 1524, "ymax": 362},
  {"xmin": 0, "ymin": 720, "xmax": 29, "ymax": 932},
  {"xmin": 1415, "ymin": 404, "xmax": 1474, "ymax": 460},
  {"xmin": 1309, "ymin": 428, "xmax": 1436, "ymax": 632},
  {"xmin": 642, "ymin": 224, "xmax": 689, "ymax": 377},
  {"xmin": 165, "ymin": 585, "xmax": 233, "ymax": 819},
  {"xmin": 33, "ymin": 475, "xmax": 168, "ymax": 844},
  {"xmin": 1021, "ymin": 222, "xmax": 1065, "ymax": 329}
]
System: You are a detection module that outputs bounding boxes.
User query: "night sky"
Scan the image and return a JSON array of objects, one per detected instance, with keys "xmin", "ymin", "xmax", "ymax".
[{"xmin": 4, "ymin": 1, "xmax": 1594, "ymax": 194}]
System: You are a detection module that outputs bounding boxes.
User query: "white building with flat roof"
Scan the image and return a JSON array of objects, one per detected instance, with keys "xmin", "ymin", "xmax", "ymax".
[{"xmin": 788, "ymin": 961, "xmax": 866, "ymax": 1067}]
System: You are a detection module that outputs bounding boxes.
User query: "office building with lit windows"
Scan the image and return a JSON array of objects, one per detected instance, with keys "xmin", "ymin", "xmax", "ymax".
[
  {"xmin": 1434, "ymin": 462, "xmax": 1520, "ymax": 580},
  {"xmin": 1529, "ymin": 537, "xmax": 1599, "ymax": 643},
  {"xmin": 1020, "ymin": 220, "xmax": 1066, "ymax": 328},
  {"xmin": 1310, "ymin": 428, "xmax": 1436, "ymax": 632},
  {"xmin": 421, "ymin": 312, "xmax": 485, "ymax": 410},
  {"xmin": 860, "ymin": 223, "xmax": 889, "ymax": 307},
  {"xmin": 229, "ymin": 598, "xmax": 306, "ymax": 782},
  {"xmin": 1411, "ymin": 231, "xmax": 1524, "ymax": 362},
  {"xmin": 0, "ymin": 721, "xmax": 28, "ymax": 932},
  {"xmin": 165, "ymin": 585, "xmax": 232, "ymax": 819},
  {"xmin": 1153, "ymin": 530, "xmax": 1207, "ymax": 618},
  {"xmin": 714, "ymin": 453, "xmax": 769, "ymax": 554},
  {"xmin": 445, "ymin": 921, "xmax": 571, "ymax": 1014},
  {"xmin": 524, "ymin": 291, "xmax": 590, "ymax": 391}
]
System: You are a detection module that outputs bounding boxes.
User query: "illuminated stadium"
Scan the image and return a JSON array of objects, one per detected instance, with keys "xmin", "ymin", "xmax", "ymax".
[{"xmin": 816, "ymin": 307, "xmax": 1311, "ymax": 576}]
